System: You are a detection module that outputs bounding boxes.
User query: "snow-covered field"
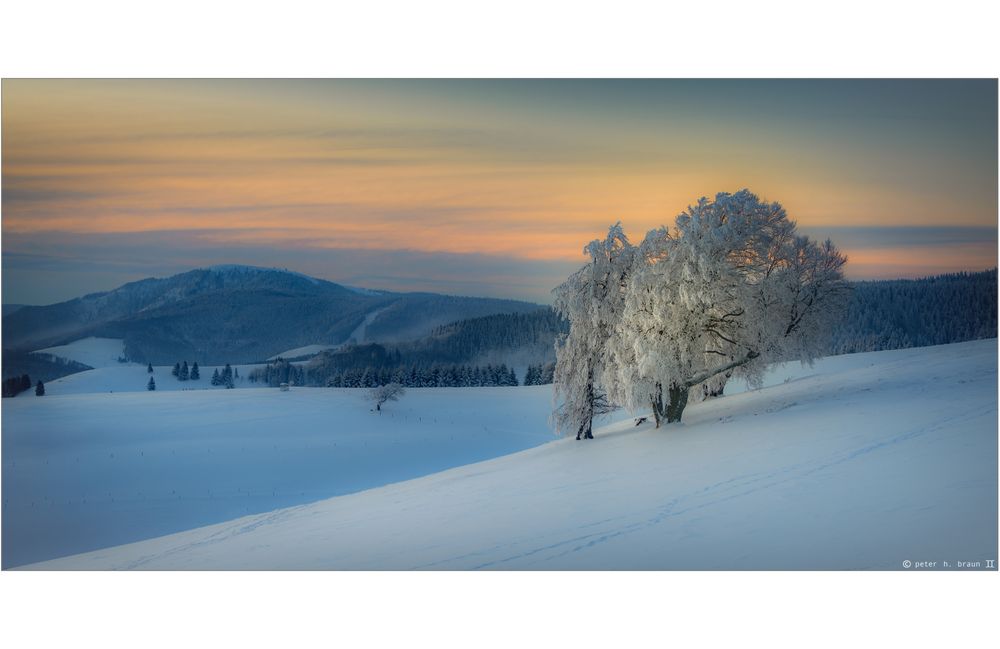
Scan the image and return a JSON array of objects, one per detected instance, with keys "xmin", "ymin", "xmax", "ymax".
[
  {"xmin": 2, "ymin": 385, "xmax": 556, "ymax": 568},
  {"xmin": 6, "ymin": 339, "xmax": 996, "ymax": 570},
  {"xmin": 32, "ymin": 336, "xmax": 125, "ymax": 368},
  {"xmin": 23, "ymin": 362, "xmax": 262, "ymax": 397},
  {"xmin": 22, "ymin": 336, "xmax": 263, "ymax": 396},
  {"xmin": 267, "ymin": 344, "xmax": 338, "ymax": 361}
]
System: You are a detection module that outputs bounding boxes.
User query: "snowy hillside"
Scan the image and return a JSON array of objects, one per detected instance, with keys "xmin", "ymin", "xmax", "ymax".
[
  {"xmin": 32, "ymin": 337, "xmax": 125, "ymax": 369},
  {"xmin": 1, "ymin": 266, "xmax": 543, "ymax": 363},
  {"xmin": 267, "ymin": 344, "xmax": 338, "ymax": 361},
  {"xmin": 2, "ymin": 384, "xmax": 556, "ymax": 568},
  {"xmin": 13, "ymin": 339, "xmax": 997, "ymax": 570},
  {"xmin": 21, "ymin": 362, "xmax": 262, "ymax": 396}
]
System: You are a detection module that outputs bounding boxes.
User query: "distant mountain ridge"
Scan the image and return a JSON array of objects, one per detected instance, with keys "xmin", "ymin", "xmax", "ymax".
[{"xmin": 1, "ymin": 266, "xmax": 542, "ymax": 364}]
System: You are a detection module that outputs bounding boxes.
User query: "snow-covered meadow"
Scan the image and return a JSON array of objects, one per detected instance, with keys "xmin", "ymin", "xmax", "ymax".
[
  {"xmin": 32, "ymin": 337, "xmax": 127, "ymax": 369},
  {"xmin": 6, "ymin": 339, "xmax": 996, "ymax": 570},
  {"xmin": 2, "ymin": 383, "xmax": 557, "ymax": 568}
]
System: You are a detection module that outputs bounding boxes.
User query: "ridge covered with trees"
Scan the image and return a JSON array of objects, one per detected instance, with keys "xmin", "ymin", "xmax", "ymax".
[{"xmin": 829, "ymin": 270, "xmax": 996, "ymax": 354}]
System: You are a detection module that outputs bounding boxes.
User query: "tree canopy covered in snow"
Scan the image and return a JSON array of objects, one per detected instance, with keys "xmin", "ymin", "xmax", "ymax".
[
  {"xmin": 367, "ymin": 382, "xmax": 406, "ymax": 412},
  {"xmin": 552, "ymin": 223, "xmax": 636, "ymax": 438},
  {"xmin": 554, "ymin": 189, "xmax": 851, "ymax": 431}
]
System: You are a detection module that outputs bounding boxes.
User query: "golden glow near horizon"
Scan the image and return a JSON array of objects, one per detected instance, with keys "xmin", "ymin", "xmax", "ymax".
[{"xmin": 2, "ymin": 79, "xmax": 997, "ymax": 303}]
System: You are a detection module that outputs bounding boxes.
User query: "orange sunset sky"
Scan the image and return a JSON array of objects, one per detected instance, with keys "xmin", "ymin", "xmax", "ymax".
[{"xmin": 2, "ymin": 79, "xmax": 997, "ymax": 304}]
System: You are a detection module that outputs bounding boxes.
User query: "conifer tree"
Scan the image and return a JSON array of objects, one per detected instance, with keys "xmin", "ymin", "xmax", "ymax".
[
  {"xmin": 190, "ymin": 362, "xmax": 200, "ymax": 380},
  {"xmin": 35, "ymin": 380, "xmax": 45, "ymax": 396},
  {"xmin": 147, "ymin": 376, "xmax": 156, "ymax": 391}
]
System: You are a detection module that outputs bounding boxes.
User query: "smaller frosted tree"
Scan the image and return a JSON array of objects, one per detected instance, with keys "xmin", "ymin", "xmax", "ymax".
[
  {"xmin": 35, "ymin": 380, "xmax": 45, "ymax": 396},
  {"xmin": 147, "ymin": 376, "xmax": 156, "ymax": 391},
  {"xmin": 552, "ymin": 223, "xmax": 635, "ymax": 440},
  {"xmin": 368, "ymin": 382, "xmax": 405, "ymax": 412},
  {"xmin": 190, "ymin": 362, "xmax": 200, "ymax": 380}
]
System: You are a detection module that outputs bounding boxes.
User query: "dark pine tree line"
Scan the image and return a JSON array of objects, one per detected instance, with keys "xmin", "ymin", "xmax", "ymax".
[
  {"xmin": 247, "ymin": 359, "xmax": 304, "ymax": 388},
  {"xmin": 828, "ymin": 269, "xmax": 997, "ymax": 354},
  {"xmin": 523, "ymin": 362, "xmax": 556, "ymax": 385},
  {"xmin": 2, "ymin": 374, "xmax": 32, "ymax": 398},
  {"xmin": 402, "ymin": 309, "xmax": 568, "ymax": 364},
  {"xmin": 323, "ymin": 362, "xmax": 519, "ymax": 389},
  {"xmin": 170, "ymin": 361, "xmax": 201, "ymax": 381},
  {"xmin": 211, "ymin": 364, "xmax": 237, "ymax": 388}
]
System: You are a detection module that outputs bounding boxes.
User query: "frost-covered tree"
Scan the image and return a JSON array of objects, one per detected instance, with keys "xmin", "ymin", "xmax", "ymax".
[
  {"xmin": 179, "ymin": 361, "xmax": 189, "ymax": 381},
  {"xmin": 368, "ymin": 382, "xmax": 405, "ymax": 412},
  {"xmin": 553, "ymin": 190, "xmax": 850, "ymax": 431},
  {"xmin": 147, "ymin": 376, "xmax": 156, "ymax": 391},
  {"xmin": 35, "ymin": 380, "xmax": 45, "ymax": 396},
  {"xmin": 211, "ymin": 368, "xmax": 221, "ymax": 385},
  {"xmin": 147, "ymin": 363, "xmax": 154, "ymax": 374},
  {"xmin": 190, "ymin": 362, "xmax": 200, "ymax": 380},
  {"xmin": 601, "ymin": 190, "xmax": 850, "ymax": 426},
  {"xmin": 172, "ymin": 362, "xmax": 180, "ymax": 378},
  {"xmin": 552, "ymin": 223, "xmax": 636, "ymax": 439}
]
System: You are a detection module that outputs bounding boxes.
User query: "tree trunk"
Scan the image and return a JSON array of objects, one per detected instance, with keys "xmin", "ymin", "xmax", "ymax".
[
  {"xmin": 703, "ymin": 370, "xmax": 732, "ymax": 399},
  {"xmin": 666, "ymin": 383, "xmax": 689, "ymax": 423},
  {"xmin": 576, "ymin": 409, "xmax": 589, "ymax": 439},
  {"xmin": 650, "ymin": 382, "xmax": 665, "ymax": 428},
  {"xmin": 577, "ymin": 368, "xmax": 596, "ymax": 440},
  {"xmin": 654, "ymin": 351, "xmax": 760, "ymax": 425}
]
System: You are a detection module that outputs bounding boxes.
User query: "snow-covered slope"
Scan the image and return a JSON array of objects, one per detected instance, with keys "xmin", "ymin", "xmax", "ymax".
[
  {"xmin": 267, "ymin": 345, "xmax": 338, "ymax": 361},
  {"xmin": 22, "ymin": 363, "xmax": 260, "ymax": 396},
  {"xmin": 2, "ymin": 384, "xmax": 556, "ymax": 568},
  {"xmin": 32, "ymin": 337, "xmax": 125, "ymax": 368},
  {"xmin": 16, "ymin": 340, "xmax": 997, "ymax": 570}
]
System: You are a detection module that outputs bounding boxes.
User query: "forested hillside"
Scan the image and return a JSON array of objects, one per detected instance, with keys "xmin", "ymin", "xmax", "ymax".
[
  {"xmin": 1, "ymin": 349, "xmax": 92, "ymax": 383},
  {"xmin": 301, "ymin": 308, "xmax": 565, "ymax": 386},
  {"xmin": 829, "ymin": 269, "xmax": 997, "ymax": 354},
  {"xmin": 399, "ymin": 309, "xmax": 567, "ymax": 364}
]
